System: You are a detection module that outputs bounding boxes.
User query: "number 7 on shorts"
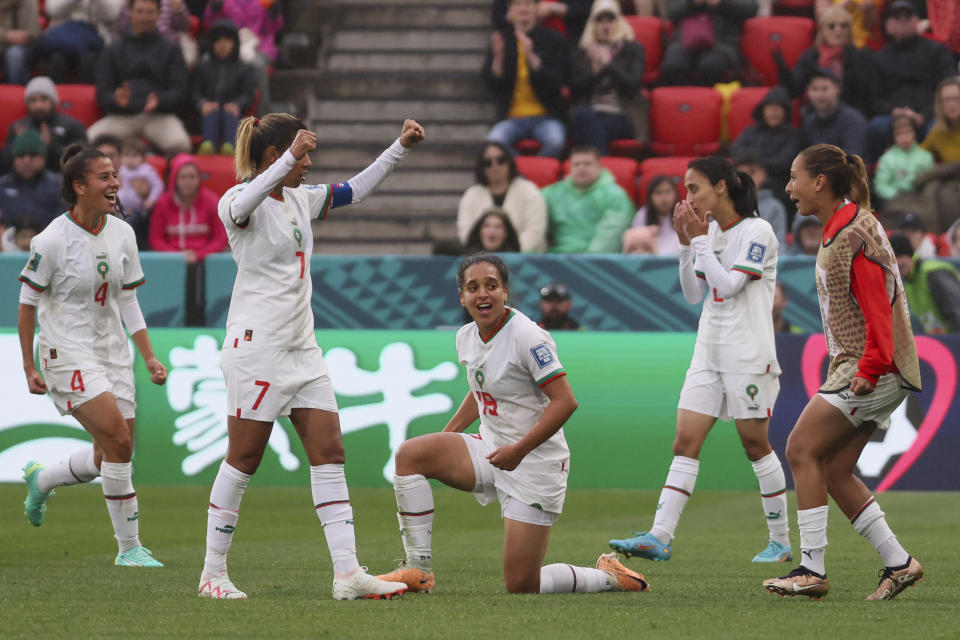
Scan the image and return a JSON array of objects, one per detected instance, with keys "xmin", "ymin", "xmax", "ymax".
[{"xmin": 252, "ymin": 380, "xmax": 270, "ymax": 410}]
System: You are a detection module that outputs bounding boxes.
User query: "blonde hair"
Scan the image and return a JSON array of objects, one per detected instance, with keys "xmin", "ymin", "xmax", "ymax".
[
  {"xmin": 580, "ymin": 0, "xmax": 634, "ymax": 47},
  {"xmin": 799, "ymin": 143, "xmax": 871, "ymax": 211},
  {"xmin": 234, "ymin": 113, "xmax": 306, "ymax": 181},
  {"xmin": 815, "ymin": 5, "xmax": 853, "ymax": 46},
  {"xmin": 932, "ymin": 76, "xmax": 960, "ymax": 132}
]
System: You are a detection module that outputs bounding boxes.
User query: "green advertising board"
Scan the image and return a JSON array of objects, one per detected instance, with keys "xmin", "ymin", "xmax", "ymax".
[{"xmin": 0, "ymin": 329, "xmax": 765, "ymax": 490}]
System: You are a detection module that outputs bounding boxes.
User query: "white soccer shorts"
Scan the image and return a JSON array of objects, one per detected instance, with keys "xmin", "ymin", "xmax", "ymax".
[{"xmin": 678, "ymin": 367, "xmax": 780, "ymax": 422}]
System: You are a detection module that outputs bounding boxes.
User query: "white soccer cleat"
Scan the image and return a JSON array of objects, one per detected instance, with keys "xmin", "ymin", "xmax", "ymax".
[
  {"xmin": 198, "ymin": 572, "xmax": 248, "ymax": 599},
  {"xmin": 332, "ymin": 567, "xmax": 407, "ymax": 600}
]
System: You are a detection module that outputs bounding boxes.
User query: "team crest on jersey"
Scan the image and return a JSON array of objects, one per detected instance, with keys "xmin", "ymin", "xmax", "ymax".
[
  {"xmin": 530, "ymin": 343, "xmax": 555, "ymax": 369},
  {"xmin": 474, "ymin": 369, "xmax": 485, "ymax": 388},
  {"xmin": 293, "ymin": 227, "xmax": 303, "ymax": 247},
  {"xmin": 747, "ymin": 242, "xmax": 766, "ymax": 264},
  {"xmin": 96, "ymin": 261, "xmax": 109, "ymax": 279},
  {"xmin": 26, "ymin": 252, "xmax": 41, "ymax": 271}
]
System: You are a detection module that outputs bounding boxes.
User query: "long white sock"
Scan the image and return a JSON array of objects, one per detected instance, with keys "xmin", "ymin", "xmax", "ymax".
[
  {"xmin": 311, "ymin": 464, "xmax": 360, "ymax": 576},
  {"xmin": 394, "ymin": 473, "xmax": 434, "ymax": 571},
  {"xmin": 203, "ymin": 461, "xmax": 250, "ymax": 575},
  {"xmin": 751, "ymin": 452, "xmax": 790, "ymax": 545},
  {"xmin": 850, "ymin": 497, "xmax": 909, "ymax": 568},
  {"xmin": 539, "ymin": 563, "xmax": 612, "ymax": 593},
  {"xmin": 38, "ymin": 447, "xmax": 99, "ymax": 492},
  {"xmin": 649, "ymin": 456, "xmax": 699, "ymax": 544},
  {"xmin": 797, "ymin": 505, "xmax": 828, "ymax": 576},
  {"xmin": 100, "ymin": 461, "xmax": 140, "ymax": 553}
]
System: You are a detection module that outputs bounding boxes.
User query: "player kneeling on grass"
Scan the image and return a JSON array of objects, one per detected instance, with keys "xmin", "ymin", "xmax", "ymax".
[
  {"xmin": 197, "ymin": 114, "xmax": 425, "ymax": 601},
  {"xmin": 378, "ymin": 253, "xmax": 649, "ymax": 595},
  {"xmin": 18, "ymin": 144, "xmax": 168, "ymax": 568},
  {"xmin": 763, "ymin": 145, "xmax": 923, "ymax": 601}
]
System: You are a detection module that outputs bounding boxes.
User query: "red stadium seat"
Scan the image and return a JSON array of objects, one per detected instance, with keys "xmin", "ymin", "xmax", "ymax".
[
  {"xmin": 0, "ymin": 84, "xmax": 27, "ymax": 146},
  {"xmin": 727, "ymin": 86, "xmax": 770, "ymax": 142},
  {"xmin": 637, "ymin": 156, "xmax": 694, "ymax": 206},
  {"xmin": 145, "ymin": 154, "xmax": 168, "ymax": 183},
  {"xmin": 57, "ymin": 84, "xmax": 100, "ymax": 127},
  {"xmin": 741, "ymin": 17, "xmax": 815, "ymax": 86},
  {"xmin": 649, "ymin": 87, "xmax": 722, "ymax": 156},
  {"xmin": 193, "ymin": 155, "xmax": 237, "ymax": 196},
  {"xmin": 624, "ymin": 16, "xmax": 669, "ymax": 85},
  {"xmin": 515, "ymin": 156, "xmax": 561, "ymax": 188},
  {"xmin": 513, "ymin": 139, "xmax": 542, "ymax": 156},
  {"xmin": 562, "ymin": 156, "xmax": 640, "ymax": 203}
]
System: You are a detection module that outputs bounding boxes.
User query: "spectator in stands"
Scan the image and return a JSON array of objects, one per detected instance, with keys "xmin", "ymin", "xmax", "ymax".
[
  {"xmin": 463, "ymin": 208, "xmax": 522, "ymax": 254},
  {"xmin": 193, "ymin": 19, "xmax": 255, "ymax": 156},
  {"xmin": 788, "ymin": 214, "xmax": 822, "ymax": 256},
  {"xmin": 148, "ymin": 153, "xmax": 227, "ymax": 262},
  {"xmin": 730, "ymin": 85, "xmax": 803, "ymax": 202},
  {"xmin": 772, "ymin": 281, "xmax": 804, "ymax": 334},
  {"xmin": 568, "ymin": 0, "xmax": 646, "ymax": 156},
  {"xmin": 492, "ymin": 0, "xmax": 593, "ymax": 44},
  {"xmin": 115, "ymin": 0, "xmax": 196, "ymax": 66},
  {"xmin": 874, "ymin": 114, "xmax": 935, "ymax": 207},
  {"xmin": 2, "ymin": 77, "xmax": 87, "ymax": 174},
  {"xmin": 457, "ymin": 142, "xmax": 548, "ymax": 253},
  {"xmin": 91, "ymin": 133, "xmax": 122, "ymax": 168},
  {"xmin": 890, "ymin": 232, "xmax": 960, "ymax": 333},
  {"xmin": 0, "ymin": 0, "xmax": 40, "ymax": 84},
  {"xmin": 733, "ymin": 152, "xmax": 788, "ymax": 245},
  {"xmin": 777, "ymin": 5, "xmax": 875, "ymax": 117},
  {"xmin": 0, "ymin": 130, "xmax": 64, "ymax": 230},
  {"xmin": 622, "ymin": 175, "xmax": 681, "ymax": 254},
  {"xmin": 922, "ymin": 0, "xmax": 960, "ymax": 56},
  {"xmin": 895, "ymin": 211, "xmax": 938, "ymax": 258},
  {"xmin": 946, "ymin": 219, "xmax": 960, "ymax": 257},
  {"xmin": 660, "ymin": 0, "xmax": 757, "ymax": 87},
  {"xmin": 204, "ymin": 0, "xmax": 284, "ymax": 113},
  {"xmin": 483, "ymin": 0, "xmax": 570, "ymax": 159},
  {"xmin": 538, "ymin": 281, "xmax": 582, "ymax": 330},
  {"xmin": 117, "ymin": 137, "xmax": 163, "ymax": 245},
  {"xmin": 814, "ymin": 0, "xmax": 882, "ymax": 49},
  {"xmin": 920, "ymin": 77, "xmax": 960, "ymax": 164},
  {"xmin": 34, "ymin": 0, "xmax": 124, "ymax": 83},
  {"xmin": 87, "ymin": 0, "xmax": 191, "ymax": 156},
  {"xmin": 866, "ymin": 0, "xmax": 955, "ymax": 163},
  {"xmin": 801, "ymin": 68, "xmax": 868, "ymax": 157},
  {"xmin": 543, "ymin": 145, "xmax": 634, "ymax": 253},
  {"xmin": 2, "ymin": 214, "xmax": 41, "ymax": 251}
]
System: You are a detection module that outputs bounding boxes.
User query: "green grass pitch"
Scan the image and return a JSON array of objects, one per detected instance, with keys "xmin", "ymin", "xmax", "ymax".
[{"xmin": 1, "ymin": 485, "xmax": 957, "ymax": 639}]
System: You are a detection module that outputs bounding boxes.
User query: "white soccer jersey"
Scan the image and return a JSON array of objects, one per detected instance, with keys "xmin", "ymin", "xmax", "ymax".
[
  {"xmin": 219, "ymin": 179, "xmax": 333, "ymax": 351},
  {"xmin": 455, "ymin": 308, "xmax": 570, "ymax": 468},
  {"xmin": 690, "ymin": 217, "xmax": 780, "ymax": 375},
  {"xmin": 18, "ymin": 211, "xmax": 144, "ymax": 369}
]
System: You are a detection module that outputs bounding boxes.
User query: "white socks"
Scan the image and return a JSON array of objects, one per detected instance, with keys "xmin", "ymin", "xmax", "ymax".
[
  {"xmin": 751, "ymin": 452, "xmax": 790, "ymax": 546},
  {"xmin": 203, "ymin": 461, "xmax": 250, "ymax": 575},
  {"xmin": 100, "ymin": 461, "xmax": 140, "ymax": 553},
  {"xmin": 539, "ymin": 563, "xmax": 612, "ymax": 593},
  {"xmin": 311, "ymin": 464, "xmax": 360, "ymax": 576},
  {"xmin": 649, "ymin": 456, "xmax": 699, "ymax": 544},
  {"xmin": 38, "ymin": 447, "xmax": 99, "ymax": 492},
  {"xmin": 851, "ymin": 497, "xmax": 909, "ymax": 568},
  {"xmin": 797, "ymin": 505, "xmax": 828, "ymax": 576},
  {"xmin": 394, "ymin": 474, "xmax": 434, "ymax": 571}
]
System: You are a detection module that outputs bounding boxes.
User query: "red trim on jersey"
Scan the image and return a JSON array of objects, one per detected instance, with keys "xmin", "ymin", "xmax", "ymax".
[
  {"xmin": 479, "ymin": 308, "xmax": 514, "ymax": 343},
  {"xmin": 850, "ymin": 249, "xmax": 896, "ymax": 384},
  {"xmin": 821, "ymin": 201, "xmax": 859, "ymax": 246},
  {"xmin": 18, "ymin": 275, "xmax": 46, "ymax": 291},
  {"xmin": 721, "ymin": 216, "xmax": 744, "ymax": 231},
  {"xmin": 269, "ymin": 192, "xmax": 285, "ymax": 202},
  {"xmin": 537, "ymin": 371, "xmax": 567, "ymax": 388},
  {"xmin": 66, "ymin": 209, "xmax": 106, "ymax": 235},
  {"xmin": 731, "ymin": 265, "xmax": 762, "ymax": 279}
]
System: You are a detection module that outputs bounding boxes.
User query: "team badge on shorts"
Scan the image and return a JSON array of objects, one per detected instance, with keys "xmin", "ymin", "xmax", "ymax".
[
  {"xmin": 747, "ymin": 242, "xmax": 766, "ymax": 264},
  {"xmin": 746, "ymin": 383, "xmax": 760, "ymax": 410},
  {"xmin": 530, "ymin": 343, "xmax": 555, "ymax": 369}
]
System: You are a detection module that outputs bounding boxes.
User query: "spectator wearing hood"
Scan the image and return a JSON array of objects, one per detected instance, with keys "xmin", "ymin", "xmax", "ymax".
[
  {"xmin": 0, "ymin": 130, "xmax": 64, "ymax": 231},
  {"xmin": 0, "ymin": 0, "xmax": 41, "ymax": 85},
  {"xmin": 193, "ymin": 19, "xmax": 255, "ymax": 156},
  {"xmin": 148, "ymin": 153, "xmax": 227, "ymax": 262},
  {"xmin": 788, "ymin": 213, "xmax": 823, "ymax": 256},
  {"xmin": 730, "ymin": 85, "xmax": 803, "ymax": 201},
  {"xmin": 87, "ymin": 0, "xmax": 191, "ymax": 156},
  {"xmin": 801, "ymin": 67, "xmax": 868, "ymax": 157},
  {"xmin": 2, "ymin": 77, "xmax": 88, "ymax": 173},
  {"xmin": 890, "ymin": 232, "xmax": 960, "ymax": 334}
]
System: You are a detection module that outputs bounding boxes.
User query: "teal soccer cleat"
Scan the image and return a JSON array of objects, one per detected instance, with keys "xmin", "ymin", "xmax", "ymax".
[
  {"xmin": 23, "ymin": 461, "xmax": 53, "ymax": 527},
  {"xmin": 608, "ymin": 531, "xmax": 672, "ymax": 561},
  {"xmin": 116, "ymin": 546, "xmax": 164, "ymax": 567},
  {"xmin": 752, "ymin": 539, "xmax": 793, "ymax": 563}
]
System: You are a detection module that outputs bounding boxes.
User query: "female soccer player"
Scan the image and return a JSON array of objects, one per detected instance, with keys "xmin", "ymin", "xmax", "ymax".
[
  {"xmin": 763, "ymin": 144, "xmax": 923, "ymax": 601},
  {"xmin": 19, "ymin": 144, "xmax": 168, "ymax": 567},
  {"xmin": 378, "ymin": 253, "xmax": 650, "ymax": 595},
  {"xmin": 609, "ymin": 156, "xmax": 792, "ymax": 564},
  {"xmin": 198, "ymin": 114, "xmax": 424, "ymax": 601}
]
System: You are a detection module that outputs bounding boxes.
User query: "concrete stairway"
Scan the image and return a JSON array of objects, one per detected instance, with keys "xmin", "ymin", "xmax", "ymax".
[{"xmin": 279, "ymin": 0, "xmax": 495, "ymax": 254}]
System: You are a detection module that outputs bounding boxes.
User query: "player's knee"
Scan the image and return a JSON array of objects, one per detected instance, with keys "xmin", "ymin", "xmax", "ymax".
[
  {"xmin": 784, "ymin": 433, "xmax": 813, "ymax": 468},
  {"xmin": 504, "ymin": 574, "xmax": 539, "ymax": 594},
  {"xmin": 394, "ymin": 438, "xmax": 430, "ymax": 476},
  {"xmin": 227, "ymin": 452, "xmax": 264, "ymax": 475},
  {"xmin": 741, "ymin": 440, "xmax": 770, "ymax": 462},
  {"xmin": 672, "ymin": 435, "xmax": 700, "ymax": 458}
]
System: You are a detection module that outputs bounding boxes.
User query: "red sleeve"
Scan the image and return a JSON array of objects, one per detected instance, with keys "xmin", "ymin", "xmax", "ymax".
[
  {"xmin": 850, "ymin": 251, "xmax": 895, "ymax": 384},
  {"xmin": 147, "ymin": 196, "xmax": 179, "ymax": 252},
  {"xmin": 193, "ymin": 190, "xmax": 229, "ymax": 261}
]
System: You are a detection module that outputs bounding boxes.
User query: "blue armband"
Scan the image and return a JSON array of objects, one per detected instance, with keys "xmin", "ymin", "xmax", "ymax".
[{"xmin": 331, "ymin": 181, "xmax": 354, "ymax": 209}]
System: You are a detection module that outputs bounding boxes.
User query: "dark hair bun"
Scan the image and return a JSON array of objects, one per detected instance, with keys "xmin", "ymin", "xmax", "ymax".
[{"xmin": 60, "ymin": 143, "xmax": 86, "ymax": 169}]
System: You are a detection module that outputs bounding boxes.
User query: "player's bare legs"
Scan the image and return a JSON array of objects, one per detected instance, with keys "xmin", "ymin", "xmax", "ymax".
[
  {"xmin": 672, "ymin": 409, "xmax": 717, "ymax": 459},
  {"xmin": 503, "ymin": 519, "xmax": 550, "ymax": 593},
  {"xmin": 395, "ymin": 432, "xmax": 477, "ymax": 491}
]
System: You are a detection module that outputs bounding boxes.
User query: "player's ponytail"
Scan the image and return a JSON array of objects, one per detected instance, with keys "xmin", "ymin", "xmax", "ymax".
[
  {"xmin": 234, "ymin": 113, "xmax": 307, "ymax": 181},
  {"xmin": 798, "ymin": 144, "xmax": 872, "ymax": 211},
  {"xmin": 687, "ymin": 156, "xmax": 758, "ymax": 218}
]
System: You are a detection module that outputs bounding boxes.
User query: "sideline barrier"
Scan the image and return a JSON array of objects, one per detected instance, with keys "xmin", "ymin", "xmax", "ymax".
[{"xmin": 1, "ymin": 330, "xmax": 955, "ymax": 491}]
